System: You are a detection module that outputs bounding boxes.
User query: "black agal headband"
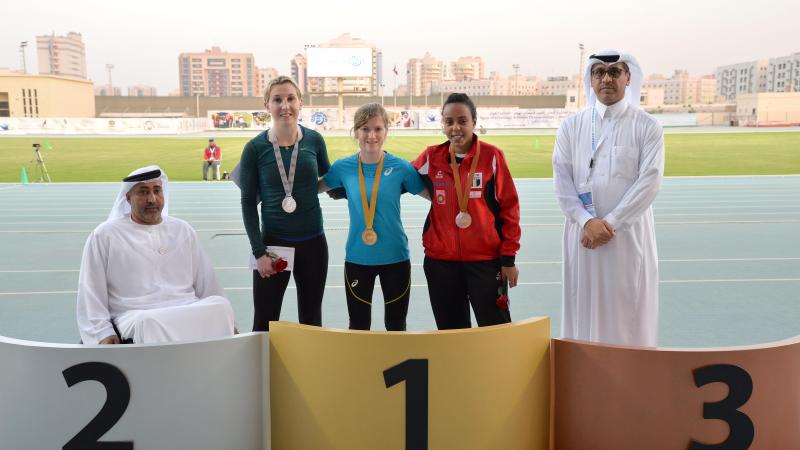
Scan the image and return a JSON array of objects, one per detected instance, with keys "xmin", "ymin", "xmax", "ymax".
[
  {"xmin": 123, "ymin": 169, "xmax": 161, "ymax": 183},
  {"xmin": 589, "ymin": 54, "xmax": 620, "ymax": 63}
]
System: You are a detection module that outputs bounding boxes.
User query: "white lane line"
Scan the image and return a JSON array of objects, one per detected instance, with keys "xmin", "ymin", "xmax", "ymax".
[
  {"xmin": 4, "ymin": 219, "xmax": 800, "ymax": 233},
  {"xmin": 4, "ymin": 278, "xmax": 800, "ymax": 296},
  {"xmin": 5, "ymin": 211, "xmax": 800, "ymax": 225},
  {"xmin": 4, "ymin": 257, "xmax": 798, "ymax": 274},
  {"xmin": 2, "ymin": 200, "xmax": 799, "ymax": 213}
]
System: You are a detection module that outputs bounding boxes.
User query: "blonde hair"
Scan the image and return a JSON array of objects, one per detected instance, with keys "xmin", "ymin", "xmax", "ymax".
[
  {"xmin": 352, "ymin": 103, "xmax": 390, "ymax": 133},
  {"xmin": 264, "ymin": 75, "xmax": 302, "ymax": 100}
]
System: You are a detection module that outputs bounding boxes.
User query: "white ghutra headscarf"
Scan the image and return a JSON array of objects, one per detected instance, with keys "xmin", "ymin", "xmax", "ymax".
[
  {"xmin": 107, "ymin": 165, "xmax": 169, "ymax": 221},
  {"xmin": 584, "ymin": 49, "xmax": 644, "ymax": 109}
]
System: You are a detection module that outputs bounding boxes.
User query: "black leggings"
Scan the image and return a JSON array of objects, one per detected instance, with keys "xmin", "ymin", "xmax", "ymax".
[
  {"xmin": 423, "ymin": 256, "xmax": 511, "ymax": 330},
  {"xmin": 252, "ymin": 234, "xmax": 328, "ymax": 331},
  {"xmin": 344, "ymin": 260, "xmax": 411, "ymax": 331}
]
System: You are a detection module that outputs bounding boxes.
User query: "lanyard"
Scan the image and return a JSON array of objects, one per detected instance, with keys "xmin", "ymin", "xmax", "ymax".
[
  {"xmin": 449, "ymin": 139, "xmax": 481, "ymax": 215},
  {"xmin": 269, "ymin": 126, "xmax": 302, "ymax": 199},
  {"xmin": 587, "ymin": 106, "xmax": 616, "ymax": 182},
  {"xmin": 358, "ymin": 152, "xmax": 385, "ymax": 238}
]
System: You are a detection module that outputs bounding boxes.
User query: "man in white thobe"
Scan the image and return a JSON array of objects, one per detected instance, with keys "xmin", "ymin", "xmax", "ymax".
[
  {"xmin": 77, "ymin": 165, "xmax": 236, "ymax": 344},
  {"xmin": 553, "ymin": 49, "xmax": 664, "ymax": 347}
]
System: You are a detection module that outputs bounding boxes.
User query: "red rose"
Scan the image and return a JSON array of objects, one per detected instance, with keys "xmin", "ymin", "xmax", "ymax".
[
  {"xmin": 496, "ymin": 295, "xmax": 509, "ymax": 309},
  {"xmin": 272, "ymin": 258, "xmax": 288, "ymax": 272}
]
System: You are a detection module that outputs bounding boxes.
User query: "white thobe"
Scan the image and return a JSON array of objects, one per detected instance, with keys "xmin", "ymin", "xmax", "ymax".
[
  {"xmin": 553, "ymin": 99, "xmax": 664, "ymax": 346},
  {"xmin": 77, "ymin": 216, "xmax": 235, "ymax": 344}
]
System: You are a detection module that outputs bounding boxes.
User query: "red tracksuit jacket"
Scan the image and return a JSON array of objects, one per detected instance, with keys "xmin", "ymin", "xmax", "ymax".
[{"xmin": 412, "ymin": 136, "xmax": 521, "ymax": 265}]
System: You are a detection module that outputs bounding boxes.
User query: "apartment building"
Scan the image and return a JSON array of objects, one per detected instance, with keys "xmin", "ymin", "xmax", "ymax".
[
  {"xmin": 178, "ymin": 47, "xmax": 256, "ymax": 96},
  {"xmin": 36, "ymin": 32, "xmax": 87, "ymax": 79}
]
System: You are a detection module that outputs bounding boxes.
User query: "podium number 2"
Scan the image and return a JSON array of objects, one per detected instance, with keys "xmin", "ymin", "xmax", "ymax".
[
  {"xmin": 689, "ymin": 364, "xmax": 754, "ymax": 450},
  {"xmin": 384, "ymin": 359, "xmax": 429, "ymax": 450},
  {"xmin": 62, "ymin": 362, "xmax": 133, "ymax": 450}
]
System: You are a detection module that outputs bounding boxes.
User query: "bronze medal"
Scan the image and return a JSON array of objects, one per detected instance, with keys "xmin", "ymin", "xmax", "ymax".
[
  {"xmin": 449, "ymin": 140, "xmax": 481, "ymax": 230},
  {"xmin": 455, "ymin": 212, "xmax": 472, "ymax": 229}
]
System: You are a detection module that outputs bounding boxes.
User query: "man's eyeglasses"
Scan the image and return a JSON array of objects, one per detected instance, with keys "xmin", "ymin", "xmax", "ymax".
[{"xmin": 591, "ymin": 67, "xmax": 627, "ymax": 80}]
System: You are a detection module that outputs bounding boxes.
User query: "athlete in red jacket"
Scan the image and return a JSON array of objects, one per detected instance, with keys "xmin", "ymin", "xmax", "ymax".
[{"xmin": 412, "ymin": 93, "xmax": 521, "ymax": 329}]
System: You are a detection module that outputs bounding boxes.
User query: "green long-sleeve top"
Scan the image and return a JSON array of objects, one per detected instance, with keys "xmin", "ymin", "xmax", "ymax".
[{"xmin": 239, "ymin": 126, "xmax": 331, "ymax": 258}]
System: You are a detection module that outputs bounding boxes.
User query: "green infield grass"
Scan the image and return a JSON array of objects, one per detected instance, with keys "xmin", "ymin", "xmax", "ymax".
[{"xmin": 1, "ymin": 132, "xmax": 798, "ymax": 182}]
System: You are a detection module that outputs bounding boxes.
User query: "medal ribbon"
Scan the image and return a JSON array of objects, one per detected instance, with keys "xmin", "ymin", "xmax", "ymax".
[
  {"xmin": 449, "ymin": 139, "xmax": 481, "ymax": 214},
  {"xmin": 270, "ymin": 127, "xmax": 300, "ymax": 199},
  {"xmin": 358, "ymin": 153, "xmax": 385, "ymax": 234}
]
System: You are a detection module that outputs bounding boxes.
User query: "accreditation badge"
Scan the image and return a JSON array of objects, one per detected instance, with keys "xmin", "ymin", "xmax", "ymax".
[
  {"xmin": 578, "ymin": 180, "xmax": 597, "ymax": 217},
  {"xmin": 435, "ymin": 189, "xmax": 446, "ymax": 205}
]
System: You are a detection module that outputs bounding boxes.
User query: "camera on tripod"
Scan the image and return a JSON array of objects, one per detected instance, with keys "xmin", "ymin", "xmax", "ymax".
[{"xmin": 29, "ymin": 143, "xmax": 51, "ymax": 182}]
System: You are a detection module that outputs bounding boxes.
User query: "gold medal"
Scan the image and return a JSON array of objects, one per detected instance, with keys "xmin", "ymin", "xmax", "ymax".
[
  {"xmin": 455, "ymin": 212, "xmax": 472, "ymax": 229},
  {"xmin": 358, "ymin": 152, "xmax": 385, "ymax": 247},
  {"xmin": 362, "ymin": 228, "xmax": 378, "ymax": 245},
  {"xmin": 450, "ymin": 139, "xmax": 481, "ymax": 230}
]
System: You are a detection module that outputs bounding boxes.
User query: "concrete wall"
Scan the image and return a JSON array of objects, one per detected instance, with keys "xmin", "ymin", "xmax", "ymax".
[
  {"xmin": 95, "ymin": 94, "xmax": 567, "ymax": 118},
  {"xmin": 0, "ymin": 73, "xmax": 95, "ymax": 118}
]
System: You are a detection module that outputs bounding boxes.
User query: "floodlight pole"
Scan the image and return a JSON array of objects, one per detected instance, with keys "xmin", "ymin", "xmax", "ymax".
[
  {"xmin": 106, "ymin": 63, "xmax": 115, "ymax": 96},
  {"xmin": 19, "ymin": 41, "xmax": 28, "ymax": 74},
  {"xmin": 577, "ymin": 43, "xmax": 585, "ymax": 108}
]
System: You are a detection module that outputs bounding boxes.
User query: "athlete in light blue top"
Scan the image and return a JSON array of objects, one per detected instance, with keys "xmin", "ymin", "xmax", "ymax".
[
  {"xmin": 324, "ymin": 152, "xmax": 424, "ymax": 265},
  {"xmin": 319, "ymin": 103, "xmax": 428, "ymax": 331}
]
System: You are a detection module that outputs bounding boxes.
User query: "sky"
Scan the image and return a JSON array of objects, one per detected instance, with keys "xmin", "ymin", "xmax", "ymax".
[{"xmin": 2, "ymin": 0, "xmax": 798, "ymax": 95}]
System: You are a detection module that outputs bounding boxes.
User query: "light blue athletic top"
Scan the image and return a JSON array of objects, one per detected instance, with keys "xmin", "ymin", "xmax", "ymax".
[{"xmin": 324, "ymin": 151, "xmax": 425, "ymax": 265}]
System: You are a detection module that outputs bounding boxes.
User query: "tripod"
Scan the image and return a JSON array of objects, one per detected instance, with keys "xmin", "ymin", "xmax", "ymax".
[{"xmin": 31, "ymin": 145, "xmax": 52, "ymax": 182}]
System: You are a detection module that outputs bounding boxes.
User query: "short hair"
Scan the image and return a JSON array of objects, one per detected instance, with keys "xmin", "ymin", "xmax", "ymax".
[
  {"xmin": 352, "ymin": 103, "xmax": 390, "ymax": 133},
  {"xmin": 442, "ymin": 93, "xmax": 477, "ymax": 124},
  {"xmin": 264, "ymin": 75, "xmax": 302, "ymax": 100}
]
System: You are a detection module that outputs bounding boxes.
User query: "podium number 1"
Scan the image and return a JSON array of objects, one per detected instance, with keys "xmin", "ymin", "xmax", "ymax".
[{"xmin": 384, "ymin": 359, "xmax": 429, "ymax": 450}]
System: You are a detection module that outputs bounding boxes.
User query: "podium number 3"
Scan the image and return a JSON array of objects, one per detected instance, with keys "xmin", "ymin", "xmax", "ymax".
[
  {"xmin": 384, "ymin": 359, "xmax": 429, "ymax": 450},
  {"xmin": 62, "ymin": 362, "xmax": 133, "ymax": 450},
  {"xmin": 690, "ymin": 364, "xmax": 754, "ymax": 450}
]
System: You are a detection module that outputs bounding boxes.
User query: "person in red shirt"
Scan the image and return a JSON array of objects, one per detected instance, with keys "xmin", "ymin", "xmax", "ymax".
[
  {"xmin": 203, "ymin": 138, "xmax": 222, "ymax": 181},
  {"xmin": 412, "ymin": 93, "xmax": 521, "ymax": 329}
]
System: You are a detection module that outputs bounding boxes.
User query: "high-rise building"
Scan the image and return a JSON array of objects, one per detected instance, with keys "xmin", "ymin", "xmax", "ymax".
[
  {"xmin": 306, "ymin": 33, "xmax": 382, "ymax": 96},
  {"xmin": 407, "ymin": 53, "xmax": 444, "ymax": 96},
  {"xmin": 766, "ymin": 52, "xmax": 800, "ymax": 93},
  {"xmin": 450, "ymin": 57, "xmax": 485, "ymax": 81},
  {"xmin": 715, "ymin": 59, "xmax": 769, "ymax": 103},
  {"xmin": 256, "ymin": 67, "xmax": 279, "ymax": 97},
  {"xmin": 128, "ymin": 85, "xmax": 157, "ymax": 96},
  {"xmin": 290, "ymin": 54, "xmax": 307, "ymax": 94},
  {"xmin": 178, "ymin": 47, "xmax": 256, "ymax": 97},
  {"xmin": 36, "ymin": 32, "xmax": 87, "ymax": 79}
]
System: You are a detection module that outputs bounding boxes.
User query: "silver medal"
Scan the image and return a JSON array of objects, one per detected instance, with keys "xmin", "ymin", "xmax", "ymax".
[
  {"xmin": 282, "ymin": 196, "xmax": 297, "ymax": 213},
  {"xmin": 270, "ymin": 126, "xmax": 301, "ymax": 215}
]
